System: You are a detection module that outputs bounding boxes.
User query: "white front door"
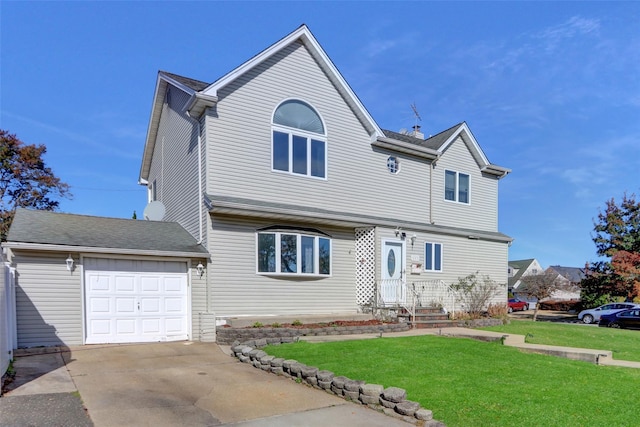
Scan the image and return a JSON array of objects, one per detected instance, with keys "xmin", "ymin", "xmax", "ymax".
[
  {"xmin": 84, "ymin": 258, "xmax": 189, "ymax": 344},
  {"xmin": 381, "ymin": 240, "xmax": 406, "ymax": 305}
]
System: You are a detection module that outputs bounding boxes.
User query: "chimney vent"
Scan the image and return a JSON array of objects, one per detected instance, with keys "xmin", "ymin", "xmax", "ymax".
[{"xmin": 411, "ymin": 125, "xmax": 424, "ymax": 140}]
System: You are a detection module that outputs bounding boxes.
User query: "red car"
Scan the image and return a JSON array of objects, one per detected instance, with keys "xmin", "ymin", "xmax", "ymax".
[{"xmin": 508, "ymin": 298, "xmax": 529, "ymax": 313}]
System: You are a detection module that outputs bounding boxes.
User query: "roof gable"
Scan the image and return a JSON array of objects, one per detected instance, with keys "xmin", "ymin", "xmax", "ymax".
[
  {"xmin": 200, "ymin": 24, "xmax": 383, "ymax": 139},
  {"xmin": 5, "ymin": 209, "xmax": 208, "ymax": 257},
  {"xmin": 436, "ymin": 122, "xmax": 510, "ymax": 178},
  {"xmin": 140, "ymin": 24, "xmax": 384, "ymax": 183}
]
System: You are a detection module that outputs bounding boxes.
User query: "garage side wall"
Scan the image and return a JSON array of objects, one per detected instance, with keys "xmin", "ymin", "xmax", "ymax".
[{"xmin": 13, "ymin": 251, "xmax": 82, "ymax": 348}]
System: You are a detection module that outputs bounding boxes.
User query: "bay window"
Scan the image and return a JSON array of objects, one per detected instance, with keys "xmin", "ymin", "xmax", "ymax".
[{"xmin": 258, "ymin": 230, "xmax": 331, "ymax": 276}]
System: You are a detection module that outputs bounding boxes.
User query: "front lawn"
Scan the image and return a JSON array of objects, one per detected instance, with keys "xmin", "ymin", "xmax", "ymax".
[
  {"xmin": 480, "ymin": 320, "xmax": 640, "ymax": 362},
  {"xmin": 265, "ymin": 335, "xmax": 640, "ymax": 427}
]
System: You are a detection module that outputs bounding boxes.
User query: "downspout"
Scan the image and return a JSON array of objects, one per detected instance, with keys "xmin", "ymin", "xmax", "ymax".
[
  {"xmin": 429, "ymin": 162, "xmax": 434, "ymax": 224},
  {"xmin": 429, "ymin": 156, "xmax": 440, "ymax": 224}
]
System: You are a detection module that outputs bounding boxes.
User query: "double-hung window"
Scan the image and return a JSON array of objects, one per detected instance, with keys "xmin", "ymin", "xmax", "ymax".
[
  {"xmin": 257, "ymin": 230, "xmax": 331, "ymax": 276},
  {"xmin": 425, "ymin": 242, "xmax": 442, "ymax": 272},
  {"xmin": 445, "ymin": 170, "xmax": 470, "ymax": 204},
  {"xmin": 272, "ymin": 100, "xmax": 326, "ymax": 179}
]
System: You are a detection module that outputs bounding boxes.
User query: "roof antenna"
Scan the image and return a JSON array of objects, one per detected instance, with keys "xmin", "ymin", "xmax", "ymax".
[{"xmin": 410, "ymin": 103, "xmax": 423, "ymax": 139}]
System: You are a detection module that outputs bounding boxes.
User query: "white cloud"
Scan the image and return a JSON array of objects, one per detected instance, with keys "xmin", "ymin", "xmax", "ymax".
[{"xmin": 1, "ymin": 110, "xmax": 140, "ymax": 159}]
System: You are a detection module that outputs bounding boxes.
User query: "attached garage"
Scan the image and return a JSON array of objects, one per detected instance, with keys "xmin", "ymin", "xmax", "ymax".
[
  {"xmin": 3, "ymin": 209, "xmax": 209, "ymax": 348},
  {"xmin": 84, "ymin": 258, "xmax": 189, "ymax": 344}
]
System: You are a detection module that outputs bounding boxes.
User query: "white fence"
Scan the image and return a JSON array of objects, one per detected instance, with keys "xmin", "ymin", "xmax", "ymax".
[{"xmin": 1, "ymin": 253, "xmax": 16, "ymax": 387}]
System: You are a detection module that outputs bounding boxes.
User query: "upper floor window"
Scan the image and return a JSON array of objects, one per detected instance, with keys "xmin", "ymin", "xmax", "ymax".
[
  {"xmin": 445, "ymin": 170, "xmax": 469, "ymax": 204},
  {"xmin": 148, "ymin": 179, "xmax": 157, "ymax": 203},
  {"xmin": 257, "ymin": 228, "xmax": 331, "ymax": 276},
  {"xmin": 272, "ymin": 100, "xmax": 326, "ymax": 179},
  {"xmin": 425, "ymin": 242, "xmax": 443, "ymax": 272},
  {"xmin": 387, "ymin": 156, "xmax": 400, "ymax": 174}
]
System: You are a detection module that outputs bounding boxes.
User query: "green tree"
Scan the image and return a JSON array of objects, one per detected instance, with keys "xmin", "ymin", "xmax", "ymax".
[
  {"xmin": 0, "ymin": 129, "xmax": 71, "ymax": 240},
  {"xmin": 582, "ymin": 193, "xmax": 640, "ymax": 304}
]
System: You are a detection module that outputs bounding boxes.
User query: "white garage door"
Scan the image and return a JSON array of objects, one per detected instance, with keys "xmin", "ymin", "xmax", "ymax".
[{"xmin": 84, "ymin": 258, "xmax": 189, "ymax": 344}]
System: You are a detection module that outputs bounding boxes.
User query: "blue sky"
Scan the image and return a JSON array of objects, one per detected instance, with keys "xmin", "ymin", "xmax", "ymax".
[{"xmin": 1, "ymin": 1, "xmax": 638, "ymax": 269}]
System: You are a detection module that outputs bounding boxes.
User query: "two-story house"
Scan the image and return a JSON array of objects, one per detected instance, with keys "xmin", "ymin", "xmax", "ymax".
[
  {"xmin": 139, "ymin": 25, "xmax": 512, "ymax": 327},
  {"xmin": 1, "ymin": 25, "xmax": 512, "ymax": 349}
]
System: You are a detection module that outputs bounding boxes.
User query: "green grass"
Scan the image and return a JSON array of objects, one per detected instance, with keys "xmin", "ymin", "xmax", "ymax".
[
  {"xmin": 480, "ymin": 320, "xmax": 640, "ymax": 362},
  {"xmin": 266, "ymin": 335, "xmax": 640, "ymax": 427}
]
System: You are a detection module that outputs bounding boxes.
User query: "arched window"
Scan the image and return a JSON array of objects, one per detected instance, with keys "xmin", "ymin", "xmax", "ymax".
[{"xmin": 272, "ymin": 100, "xmax": 327, "ymax": 179}]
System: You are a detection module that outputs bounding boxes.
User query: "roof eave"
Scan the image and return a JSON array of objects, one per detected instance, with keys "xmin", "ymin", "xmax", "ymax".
[
  {"xmin": 481, "ymin": 164, "xmax": 511, "ymax": 179},
  {"xmin": 183, "ymin": 93, "xmax": 219, "ymax": 118},
  {"xmin": 3, "ymin": 241, "xmax": 209, "ymax": 259},
  {"xmin": 373, "ymin": 137, "xmax": 439, "ymax": 160},
  {"xmin": 207, "ymin": 195, "xmax": 513, "ymax": 244}
]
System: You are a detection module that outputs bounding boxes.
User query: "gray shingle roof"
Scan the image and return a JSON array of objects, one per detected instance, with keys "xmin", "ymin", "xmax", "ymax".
[
  {"xmin": 6, "ymin": 209, "xmax": 208, "ymax": 255},
  {"xmin": 160, "ymin": 71, "xmax": 209, "ymax": 92},
  {"xmin": 508, "ymin": 259, "xmax": 537, "ymax": 288},
  {"xmin": 382, "ymin": 122, "xmax": 464, "ymax": 151},
  {"xmin": 548, "ymin": 265, "xmax": 586, "ymax": 283}
]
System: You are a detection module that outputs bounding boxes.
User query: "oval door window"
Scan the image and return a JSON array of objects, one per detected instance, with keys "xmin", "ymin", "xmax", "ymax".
[{"xmin": 387, "ymin": 250, "xmax": 396, "ymax": 276}]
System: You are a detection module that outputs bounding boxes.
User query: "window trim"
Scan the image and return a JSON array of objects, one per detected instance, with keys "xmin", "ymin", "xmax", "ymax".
[
  {"xmin": 444, "ymin": 170, "xmax": 470, "ymax": 204},
  {"xmin": 256, "ymin": 231, "xmax": 332, "ymax": 277},
  {"xmin": 271, "ymin": 99, "xmax": 327, "ymax": 180},
  {"xmin": 424, "ymin": 242, "xmax": 443, "ymax": 272},
  {"xmin": 387, "ymin": 156, "xmax": 400, "ymax": 174}
]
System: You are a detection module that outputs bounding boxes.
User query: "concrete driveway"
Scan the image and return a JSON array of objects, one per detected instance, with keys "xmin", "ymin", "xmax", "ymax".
[{"xmin": 4, "ymin": 342, "xmax": 414, "ymax": 426}]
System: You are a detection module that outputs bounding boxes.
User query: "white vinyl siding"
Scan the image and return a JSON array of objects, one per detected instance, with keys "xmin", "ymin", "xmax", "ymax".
[
  {"xmin": 433, "ymin": 136, "xmax": 499, "ymax": 231},
  {"xmin": 208, "ymin": 217, "xmax": 357, "ymax": 318},
  {"xmin": 189, "ymin": 258, "xmax": 209, "ymax": 337},
  {"xmin": 378, "ymin": 228, "xmax": 508, "ymax": 307},
  {"xmin": 205, "ymin": 41, "xmax": 431, "ymax": 225},
  {"xmin": 13, "ymin": 251, "xmax": 83, "ymax": 347},
  {"xmin": 148, "ymin": 88, "xmax": 205, "ymax": 244}
]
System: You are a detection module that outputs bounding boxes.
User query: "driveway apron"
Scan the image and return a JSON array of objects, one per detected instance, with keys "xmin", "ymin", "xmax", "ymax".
[{"xmin": 64, "ymin": 341, "xmax": 412, "ymax": 427}]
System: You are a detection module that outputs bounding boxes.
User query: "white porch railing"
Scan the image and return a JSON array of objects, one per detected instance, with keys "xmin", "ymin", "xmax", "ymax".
[
  {"xmin": 378, "ymin": 279, "xmax": 407, "ymax": 307},
  {"xmin": 375, "ymin": 279, "xmax": 457, "ymax": 321},
  {"xmin": 410, "ymin": 280, "xmax": 457, "ymax": 318}
]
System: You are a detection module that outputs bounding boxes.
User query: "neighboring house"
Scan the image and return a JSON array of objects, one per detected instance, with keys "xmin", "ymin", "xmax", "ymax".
[
  {"xmin": 139, "ymin": 24, "xmax": 512, "ymax": 326},
  {"xmin": 508, "ymin": 259, "xmax": 543, "ymax": 295},
  {"xmin": 545, "ymin": 265, "xmax": 584, "ymax": 300},
  {"xmin": 509, "ymin": 260, "xmax": 582, "ymax": 303},
  {"xmin": 3, "ymin": 209, "xmax": 209, "ymax": 348},
  {"xmin": 2, "ymin": 25, "xmax": 513, "ymax": 349}
]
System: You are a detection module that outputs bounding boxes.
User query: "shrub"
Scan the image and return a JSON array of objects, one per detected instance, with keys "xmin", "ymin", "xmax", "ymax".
[
  {"xmin": 292, "ymin": 320, "xmax": 303, "ymax": 326},
  {"xmin": 252, "ymin": 321, "xmax": 264, "ymax": 328},
  {"xmin": 271, "ymin": 322, "xmax": 281, "ymax": 328},
  {"xmin": 487, "ymin": 303, "xmax": 508, "ymax": 318},
  {"xmin": 538, "ymin": 299, "xmax": 581, "ymax": 311},
  {"xmin": 451, "ymin": 272, "xmax": 502, "ymax": 319}
]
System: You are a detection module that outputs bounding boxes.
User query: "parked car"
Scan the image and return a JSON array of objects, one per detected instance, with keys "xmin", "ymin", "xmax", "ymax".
[
  {"xmin": 508, "ymin": 298, "xmax": 529, "ymax": 313},
  {"xmin": 578, "ymin": 303, "xmax": 640, "ymax": 324},
  {"xmin": 598, "ymin": 309, "xmax": 640, "ymax": 329}
]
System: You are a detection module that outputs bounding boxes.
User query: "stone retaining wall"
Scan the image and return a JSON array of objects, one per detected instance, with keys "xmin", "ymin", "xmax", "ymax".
[
  {"xmin": 230, "ymin": 337, "xmax": 447, "ymax": 426},
  {"xmin": 217, "ymin": 322, "xmax": 411, "ymax": 345}
]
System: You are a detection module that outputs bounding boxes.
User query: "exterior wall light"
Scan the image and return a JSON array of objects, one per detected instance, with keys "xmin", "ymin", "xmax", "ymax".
[
  {"xmin": 66, "ymin": 255, "xmax": 74, "ymax": 272},
  {"xmin": 196, "ymin": 262, "xmax": 205, "ymax": 277},
  {"xmin": 411, "ymin": 234, "xmax": 417, "ymax": 247}
]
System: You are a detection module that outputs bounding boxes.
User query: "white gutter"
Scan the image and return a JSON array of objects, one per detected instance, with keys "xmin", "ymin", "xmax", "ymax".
[{"xmin": 3, "ymin": 242, "xmax": 208, "ymax": 259}]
